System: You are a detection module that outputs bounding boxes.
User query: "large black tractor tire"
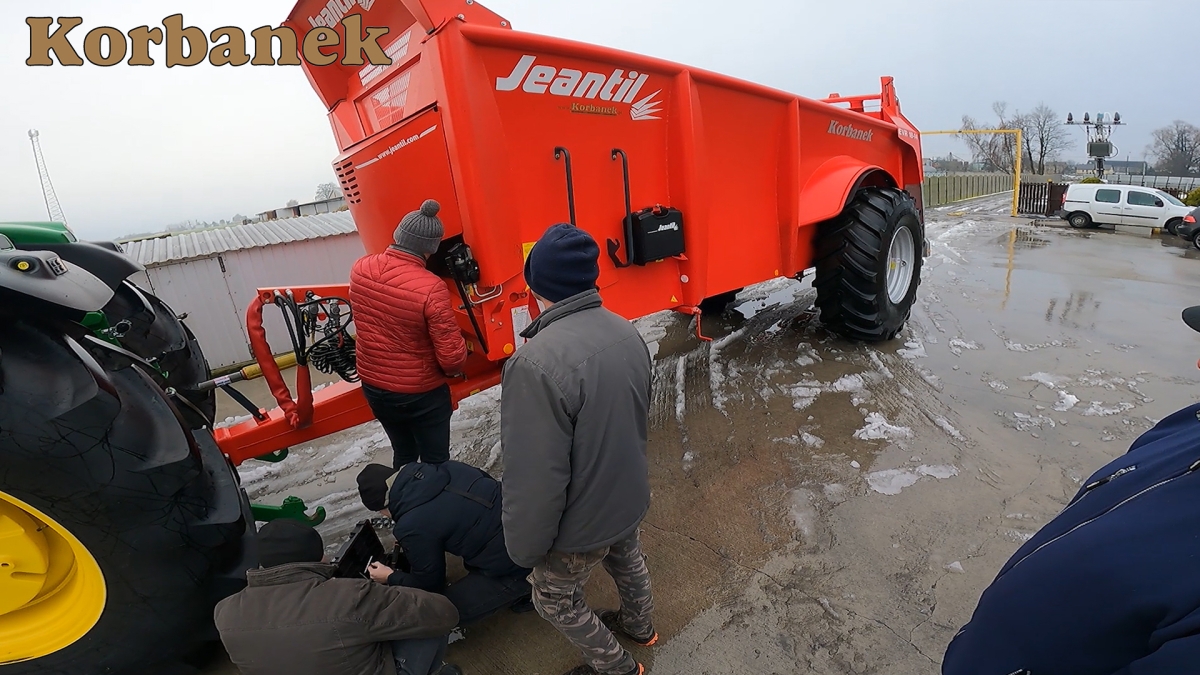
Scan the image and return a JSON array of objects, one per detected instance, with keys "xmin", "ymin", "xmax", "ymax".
[
  {"xmin": 814, "ymin": 188, "xmax": 923, "ymax": 342},
  {"xmin": 0, "ymin": 319, "xmax": 254, "ymax": 675},
  {"xmin": 101, "ymin": 282, "xmax": 216, "ymax": 426}
]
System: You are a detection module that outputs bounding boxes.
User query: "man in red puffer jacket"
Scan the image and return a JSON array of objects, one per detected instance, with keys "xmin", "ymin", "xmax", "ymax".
[{"xmin": 350, "ymin": 199, "xmax": 467, "ymax": 467}]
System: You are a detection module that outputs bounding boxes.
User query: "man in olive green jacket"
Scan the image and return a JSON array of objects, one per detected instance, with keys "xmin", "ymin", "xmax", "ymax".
[{"xmin": 214, "ymin": 520, "xmax": 461, "ymax": 675}]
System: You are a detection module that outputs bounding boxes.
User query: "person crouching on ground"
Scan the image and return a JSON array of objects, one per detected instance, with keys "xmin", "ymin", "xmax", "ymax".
[
  {"xmin": 350, "ymin": 199, "xmax": 467, "ymax": 468},
  {"xmin": 356, "ymin": 461, "xmax": 534, "ymax": 625},
  {"xmin": 500, "ymin": 223, "xmax": 657, "ymax": 675},
  {"xmin": 214, "ymin": 519, "xmax": 461, "ymax": 675}
]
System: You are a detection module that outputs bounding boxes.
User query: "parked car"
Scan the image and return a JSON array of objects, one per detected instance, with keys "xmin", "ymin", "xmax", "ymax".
[
  {"xmin": 1175, "ymin": 207, "xmax": 1200, "ymax": 249},
  {"xmin": 1058, "ymin": 184, "xmax": 1192, "ymax": 232}
]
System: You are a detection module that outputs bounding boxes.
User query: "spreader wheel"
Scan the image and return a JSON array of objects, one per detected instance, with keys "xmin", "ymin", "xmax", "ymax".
[
  {"xmin": 814, "ymin": 187, "xmax": 923, "ymax": 341},
  {"xmin": 0, "ymin": 318, "xmax": 254, "ymax": 674}
]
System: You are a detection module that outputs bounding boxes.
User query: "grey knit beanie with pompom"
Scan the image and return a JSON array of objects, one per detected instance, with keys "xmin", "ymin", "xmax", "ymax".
[{"xmin": 392, "ymin": 199, "xmax": 444, "ymax": 257}]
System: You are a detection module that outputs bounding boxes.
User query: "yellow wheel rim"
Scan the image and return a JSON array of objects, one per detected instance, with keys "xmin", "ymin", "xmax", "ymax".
[{"xmin": 0, "ymin": 490, "xmax": 105, "ymax": 664}]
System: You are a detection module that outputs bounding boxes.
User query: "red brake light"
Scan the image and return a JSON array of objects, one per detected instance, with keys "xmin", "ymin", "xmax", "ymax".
[{"xmin": 1186, "ymin": 215, "xmax": 1197, "ymax": 224}]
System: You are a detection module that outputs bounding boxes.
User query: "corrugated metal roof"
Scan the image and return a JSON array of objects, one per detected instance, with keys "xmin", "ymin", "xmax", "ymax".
[{"xmin": 122, "ymin": 211, "xmax": 358, "ymax": 267}]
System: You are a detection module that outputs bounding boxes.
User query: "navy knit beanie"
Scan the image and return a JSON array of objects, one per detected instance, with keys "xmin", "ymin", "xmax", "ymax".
[{"xmin": 524, "ymin": 224, "xmax": 600, "ymax": 303}]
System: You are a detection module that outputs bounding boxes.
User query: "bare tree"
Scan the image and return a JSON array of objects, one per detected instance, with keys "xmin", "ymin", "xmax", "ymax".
[
  {"xmin": 961, "ymin": 102, "xmax": 1020, "ymax": 173},
  {"xmin": 1148, "ymin": 121, "xmax": 1200, "ymax": 176},
  {"xmin": 961, "ymin": 102, "xmax": 1073, "ymax": 175},
  {"xmin": 315, "ymin": 182, "xmax": 343, "ymax": 201},
  {"xmin": 1020, "ymin": 103, "xmax": 1074, "ymax": 175},
  {"xmin": 286, "ymin": 199, "xmax": 299, "ymax": 207}
]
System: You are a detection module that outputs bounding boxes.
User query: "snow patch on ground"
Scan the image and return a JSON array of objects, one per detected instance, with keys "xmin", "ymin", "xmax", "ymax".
[
  {"xmin": 321, "ymin": 431, "xmax": 388, "ymax": 474},
  {"xmin": 789, "ymin": 382, "xmax": 823, "ymax": 410},
  {"xmin": 867, "ymin": 350, "xmax": 894, "ymax": 379},
  {"xmin": 1005, "ymin": 340, "xmax": 1067, "ymax": 353},
  {"xmin": 853, "ymin": 413, "xmax": 913, "ymax": 441},
  {"xmin": 866, "ymin": 464, "xmax": 959, "ymax": 496},
  {"xmin": 830, "ymin": 374, "xmax": 866, "ymax": 393},
  {"xmin": 898, "ymin": 341, "xmax": 927, "ymax": 359},
  {"xmin": 674, "ymin": 355, "xmax": 688, "ymax": 423},
  {"xmin": 1020, "ymin": 372, "xmax": 1064, "ymax": 389},
  {"xmin": 917, "ymin": 464, "xmax": 959, "ymax": 479},
  {"xmin": 1082, "ymin": 401, "xmax": 1136, "ymax": 417},
  {"xmin": 949, "ymin": 338, "xmax": 981, "ymax": 356},
  {"xmin": 238, "ymin": 460, "xmax": 286, "ymax": 487},
  {"xmin": 801, "ymin": 432, "xmax": 825, "ymax": 448},
  {"xmin": 709, "ymin": 329, "xmax": 747, "ymax": 413},
  {"xmin": 788, "ymin": 489, "xmax": 819, "ymax": 541},
  {"xmin": 1054, "ymin": 391, "xmax": 1080, "ymax": 412},
  {"xmin": 866, "ymin": 469, "xmax": 922, "ymax": 495},
  {"xmin": 634, "ymin": 311, "xmax": 675, "ymax": 360},
  {"xmin": 933, "ymin": 417, "xmax": 966, "ymax": 441},
  {"xmin": 987, "ymin": 380, "xmax": 1009, "ymax": 392}
]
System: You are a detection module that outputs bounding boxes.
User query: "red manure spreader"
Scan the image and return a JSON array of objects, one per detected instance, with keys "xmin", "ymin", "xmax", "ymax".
[{"xmin": 217, "ymin": 0, "xmax": 926, "ymax": 466}]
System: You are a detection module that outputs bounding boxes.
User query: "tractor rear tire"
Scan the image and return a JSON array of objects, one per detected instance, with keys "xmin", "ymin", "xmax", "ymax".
[
  {"xmin": 814, "ymin": 187, "xmax": 923, "ymax": 342},
  {"xmin": 102, "ymin": 283, "xmax": 216, "ymax": 427},
  {"xmin": 0, "ymin": 318, "xmax": 254, "ymax": 675}
]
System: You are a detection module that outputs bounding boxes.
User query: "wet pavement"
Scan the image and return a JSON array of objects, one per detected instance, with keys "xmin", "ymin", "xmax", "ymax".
[{"xmin": 205, "ymin": 193, "xmax": 1200, "ymax": 674}]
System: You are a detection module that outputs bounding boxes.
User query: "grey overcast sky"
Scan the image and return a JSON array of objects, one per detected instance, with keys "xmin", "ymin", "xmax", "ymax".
[{"xmin": 1, "ymin": 0, "xmax": 1197, "ymax": 240}]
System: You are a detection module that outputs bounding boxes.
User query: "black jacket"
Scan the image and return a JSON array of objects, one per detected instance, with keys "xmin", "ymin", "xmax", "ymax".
[{"xmin": 386, "ymin": 460, "xmax": 526, "ymax": 591}]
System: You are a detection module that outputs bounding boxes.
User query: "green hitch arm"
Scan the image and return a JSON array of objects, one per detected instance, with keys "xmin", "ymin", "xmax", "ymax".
[{"xmin": 251, "ymin": 495, "xmax": 326, "ymax": 526}]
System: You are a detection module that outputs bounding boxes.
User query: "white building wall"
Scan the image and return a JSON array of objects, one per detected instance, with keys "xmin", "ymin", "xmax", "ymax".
[{"xmin": 142, "ymin": 233, "xmax": 366, "ymax": 371}]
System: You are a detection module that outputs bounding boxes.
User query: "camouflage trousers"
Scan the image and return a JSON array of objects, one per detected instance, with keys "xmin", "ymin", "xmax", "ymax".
[{"xmin": 531, "ymin": 528, "xmax": 654, "ymax": 674}]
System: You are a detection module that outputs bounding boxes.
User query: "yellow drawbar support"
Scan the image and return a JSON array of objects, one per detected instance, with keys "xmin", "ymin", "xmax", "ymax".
[{"xmin": 0, "ymin": 491, "xmax": 106, "ymax": 664}]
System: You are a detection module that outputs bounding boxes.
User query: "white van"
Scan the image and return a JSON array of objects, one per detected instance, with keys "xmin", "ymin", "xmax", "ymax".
[{"xmin": 1059, "ymin": 183, "xmax": 1192, "ymax": 232}]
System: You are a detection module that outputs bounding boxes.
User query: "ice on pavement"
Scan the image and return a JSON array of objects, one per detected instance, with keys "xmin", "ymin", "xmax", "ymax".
[
  {"xmin": 949, "ymin": 338, "xmax": 980, "ymax": 355},
  {"xmin": 933, "ymin": 416, "xmax": 966, "ymax": 441},
  {"xmin": 854, "ymin": 413, "xmax": 913, "ymax": 441},
  {"xmin": 830, "ymin": 374, "xmax": 866, "ymax": 393},
  {"xmin": 788, "ymin": 489, "xmax": 819, "ymax": 540},
  {"xmin": 709, "ymin": 328, "xmax": 747, "ymax": 413},
  {"xmin": 801, "ymin": 432, "xmax": 825, "ymax": 448},
  {"xmin": 867, "ymin": 464, "xmax": 959, "ymax": 496},
  {"xmin": 898, "ymin": 340, "xmax": 927, "ymax": 359},
  {"xmin": 1082, "ymin": 401, "xmax": 1136, "ymax": 417},
  {"xmin": 1021, "ymin": 372, "xmax": 1064, "ymax": 389},
  {"xmin": 321, "ymin": 431, "xmax": 388, "ymax": 474},
  {"xmin": 1054, "ymin": 391, "xmax": 1080, "ymax": 412}
]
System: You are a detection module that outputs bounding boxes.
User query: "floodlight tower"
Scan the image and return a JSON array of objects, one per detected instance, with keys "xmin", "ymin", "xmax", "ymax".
[
  {"xmin": 28, "ymin": 129, "xmax": 68, "ymax": 225},
  {"xmin": 1065, "ymin": 112, "xmax": 1124, "ymax": 179}
]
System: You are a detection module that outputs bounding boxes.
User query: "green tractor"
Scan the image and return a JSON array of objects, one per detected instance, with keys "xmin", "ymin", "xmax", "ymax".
[{"xmin": 0, "ymin": 222, "xmax": 256, "ymax": 673}]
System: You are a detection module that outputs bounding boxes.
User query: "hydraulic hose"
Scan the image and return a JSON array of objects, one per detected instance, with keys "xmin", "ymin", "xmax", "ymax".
[{"xmin": 453, "ymin": 278, "xmax": 489, "ymax": 354}]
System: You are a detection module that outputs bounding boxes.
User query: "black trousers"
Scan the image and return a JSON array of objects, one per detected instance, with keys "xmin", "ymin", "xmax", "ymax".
[
  {"xmin": 362, "ymin": 382, "xmax": 453, "ymax": 467},
  {"xmin": 445, "ymin": 570, "xmax": 532, "ymax": 625},
  {"xmin": 391, "ymin": 636, "xmax": 447, "ymax": 675}
]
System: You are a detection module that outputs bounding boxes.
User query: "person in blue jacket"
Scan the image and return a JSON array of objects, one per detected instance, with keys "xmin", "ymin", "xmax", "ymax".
[
  {"xmin": 943, "ymin": 306, "xmax": 1200, "ymax": 675},
  {"xmin": 356, "ymin": 461, "xmax": 533, "ymax": 625}
]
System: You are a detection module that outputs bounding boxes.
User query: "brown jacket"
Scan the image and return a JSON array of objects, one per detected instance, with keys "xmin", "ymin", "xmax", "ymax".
[{"xmin": 214, "ymin": 562, "xmax": 459, "ymax": 675}]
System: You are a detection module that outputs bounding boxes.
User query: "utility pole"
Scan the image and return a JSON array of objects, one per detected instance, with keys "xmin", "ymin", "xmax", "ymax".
[
  {"xmin": 1065, "ymin": 112, "xmax": 1124, "ymax": 180},
  {"xmin": 28, "ymin": 129, "xmax": 68, "ymax": 225}
]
